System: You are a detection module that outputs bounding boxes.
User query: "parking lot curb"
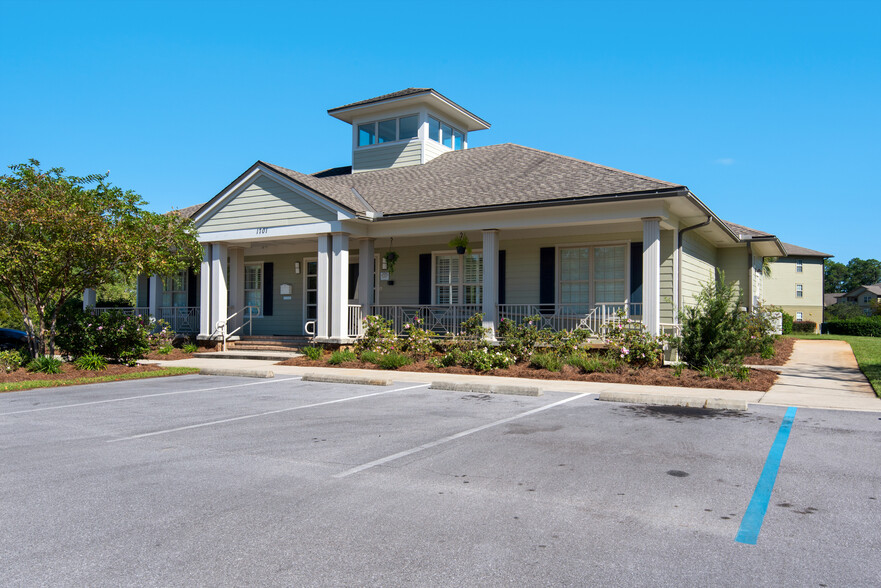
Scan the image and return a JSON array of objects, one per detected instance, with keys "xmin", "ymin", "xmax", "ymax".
[
  {"xmin": 301, "ymin": 373, "xmax": 392, "ymax": 386},
  {"xmin": 429, "ymin": 381, "xmax": 542, "ymax": 396},
  {"xmin": 597, "ymin": 391, "xmax": 747, "ymax": 411},
  {"xmin": 199, "ymin": 368, "xmax": 275, "ymax": 378}
]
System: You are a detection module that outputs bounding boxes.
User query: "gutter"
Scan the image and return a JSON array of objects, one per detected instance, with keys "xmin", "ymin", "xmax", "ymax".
[{"xmin": 677, "ymin": 216, "xmax": 712, "ymax": 314}]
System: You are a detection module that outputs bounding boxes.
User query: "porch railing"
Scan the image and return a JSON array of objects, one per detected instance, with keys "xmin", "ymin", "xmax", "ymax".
[
  {"xmin": 157, "ymin": 307, "xmax": 199, "ymax": 334},
  {"xmin": 348, "ymin": 305, "xmax": 363, "ymax": 338},
  {"xmin": 496, "ymin": 303, "xmax": 643, "ymax": 336},
  {"xmin": 91, "ymin": 306, "xmax": 150, "ymax": 317},
  {"xmin": 371, "ymin": 304, "xmax": 482, "ymax": 337}
]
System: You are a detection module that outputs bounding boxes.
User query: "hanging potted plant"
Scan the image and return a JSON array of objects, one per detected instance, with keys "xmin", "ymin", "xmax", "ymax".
[
  {"xmin": 384, "ymin": 250, "xmax": 399, "ymax": 274},
  {"xmin": 448, "ymin": 232, "xmax": 470, "ymax": 255}
]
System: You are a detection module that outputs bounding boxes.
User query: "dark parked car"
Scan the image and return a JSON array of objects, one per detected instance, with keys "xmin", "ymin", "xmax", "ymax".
[{"xmin": 0, "ymin": 328, "xmax": 28, "ymax": 351}]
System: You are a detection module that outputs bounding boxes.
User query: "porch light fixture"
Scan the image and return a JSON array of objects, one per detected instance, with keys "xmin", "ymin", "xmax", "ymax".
[{"xmin": 295, "ymin": 261, "xmax": 301, "ymax": 274}]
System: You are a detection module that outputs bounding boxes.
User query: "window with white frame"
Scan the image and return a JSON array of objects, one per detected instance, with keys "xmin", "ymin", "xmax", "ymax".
[
  {"xmin": 161, "ymin": 270, "xmax": 187, "ymax": 307},
  {"xmin": 796, "ymin": 312, "xmax": 803, "ymax": 321},
  {"xmin": 434, "ymin": 253, "xmax": 482, "ymax": 304},
  {"xmin": 796, "ymin": 284, "xmax": 803, "ymax": 298},
  {"xmin": 245, "ymin": 264, "xmax": 263, "ymax": 316},
  {"xmin": 427, "ymin": 116, "xmax": 465, "ymax": 150},
  {"xmin": 357, "ymin": 115, "xmax": 419, "ymax": 147},
  {"xmin": 796, "ymin": 259, "xmax": 803, "ymax": 273},
  {"xmin": 560, "ymin": 245, "xmax": 627, "ymax": 312}
]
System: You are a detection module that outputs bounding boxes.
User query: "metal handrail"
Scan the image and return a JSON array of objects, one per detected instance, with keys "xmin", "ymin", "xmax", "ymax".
[{"xmin": 219, "ymin": 305, "xmax": 259, "ymax": 351}]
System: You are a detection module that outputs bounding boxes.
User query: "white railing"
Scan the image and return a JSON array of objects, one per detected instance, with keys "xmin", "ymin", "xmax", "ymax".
[
  {"xmin": 348, "ymin": 305, "xmax": 363, "ymax": 338},
  {"xmin": 371, "ymin": 304, "xmax": 482, "ymax": 337},
  {"xmin": 158, "ymin": 307, "xmax": 199, "ymax": 334},
  {"xmin": 497, "ymin": 302, "xmax": 644, "ymax": 336},
  {"xmin": 91, "ymin": 306, "xmax": 150, "ymax": 317},
  {"xmin": 219, "ymin": 305, "xmax": 259, "ymax": 351}
]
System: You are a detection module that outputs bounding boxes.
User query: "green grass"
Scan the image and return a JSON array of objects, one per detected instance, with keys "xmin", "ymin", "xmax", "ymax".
[
  {"xmin": 790, "ymin": 334, "xmax": 881, "ymax": 398},
  {"xmin": 0, "ymin": 367, "xmax": 201, "ymax": 393}
]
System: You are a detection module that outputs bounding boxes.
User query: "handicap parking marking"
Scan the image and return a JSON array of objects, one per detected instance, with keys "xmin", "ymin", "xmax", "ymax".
[
  {"xmin": 735, "ymin": 406, "xmax": 798, "ymax": 545},
  {"xmin": 0, "ymin": 377, "xmax": 303, "ymax": 417},
  {"xmin": 106, "ymin": 383, "xmax": 430, "ymax": 443},
  {"xmin": 334, "ymin": 392, "xmax": 591, "ymax": 478}
]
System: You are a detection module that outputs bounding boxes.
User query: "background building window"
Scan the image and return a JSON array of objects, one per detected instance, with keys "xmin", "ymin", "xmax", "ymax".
[
  {"xmin": 796, "ymin": 259, "xmax": 803, "ymax": 272},
  {"xmin": 796, "ymin": 312, "xmax": 803, "ymax": 321},
  {"xmin": 796, "ymin": 284, "xmax": 803, "ymax": 298}
]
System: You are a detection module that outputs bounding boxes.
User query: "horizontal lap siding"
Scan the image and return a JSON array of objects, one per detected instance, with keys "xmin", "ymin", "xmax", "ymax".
[
  {"xmin": 718, "ymin": 248, "xmax": 749, "ymax": 303},
  {"xmin": 681, "ymin": 232, "xmax": 718, "ymax": 309},
  {"xmin": 423, "ymin": 140, "xmax": 449, "ymax": 163},
  {"xmin": 200, "ymin": 176, "xmax": 335, "ymax": 232},
  {"xmin": 243, "ymin": 253, "xmax": 302, "ymax": 336},
  {"xmin": 353, "ymin": 140, "xmax": 422, "ymax": 172},
  {"xmin": 660, "ymin": 230, "xmax": 675, "ymax": 322}
]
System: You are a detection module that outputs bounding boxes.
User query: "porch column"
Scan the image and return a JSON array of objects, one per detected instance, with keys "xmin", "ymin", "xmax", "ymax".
[
  {"xmin": 210, "ymin": 243, "xmax": 228, "ymax": 339},
  {"xmin": 199, "ymin": 244, "xmax": 212, "ymax": 339},
  {"xmin": 331, "ymin": 233, "xmax": 350, "ymax": 340},
  {"xmin": 642, "ymin": 217, "xmax": 661, "ymax": 336},
  {"xmin": 482, "ymin": 229, "xmax": 499, "ymax": 339},
  {"xmin": 316, "ymin": 234, "xmax": 331, "ymax": 339},
  {"xmin": 228, "ymin": 247, "xmax": 245, "ymax": 332},
  {"xmin": 148, "ymin": 275, "xmax": 161, "ymax": 319},
  {"xmin": 82, "ymin": 288, "xmax": 97, "ymax": 311},
  {"xmin": 358, "ymin": 238, "xmax": 375, "ymax": 314}
]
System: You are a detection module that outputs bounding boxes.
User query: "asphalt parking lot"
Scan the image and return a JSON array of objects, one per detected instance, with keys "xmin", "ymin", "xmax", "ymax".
[{"xmin": 2, "ymin": 375, "xmax": 880, "ymax": 587}]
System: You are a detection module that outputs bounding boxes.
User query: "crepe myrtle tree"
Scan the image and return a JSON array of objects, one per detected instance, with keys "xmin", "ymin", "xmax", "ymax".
[{"xmin": 0, "ymin": 160, "xmax": 202, "ymax": 358}]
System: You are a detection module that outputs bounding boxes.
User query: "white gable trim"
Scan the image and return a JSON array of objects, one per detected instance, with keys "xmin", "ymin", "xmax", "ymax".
[{"xmin": 193, "ymin": 164, "xmax": 357, "ymax": 229}]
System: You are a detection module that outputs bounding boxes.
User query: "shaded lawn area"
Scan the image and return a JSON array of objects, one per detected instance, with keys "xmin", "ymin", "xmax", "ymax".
[
  {"xmin": 791, "ymin": 334, "xmax": 881, "ymax": 398},
  {"xmin": 0, "ymin": 366, "xmax": 201, "ymax": 392}
]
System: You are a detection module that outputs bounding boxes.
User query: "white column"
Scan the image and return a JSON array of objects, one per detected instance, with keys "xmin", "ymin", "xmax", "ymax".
[
  {"xmin": 482, "ymin": 229, "xmax": 499, "ymax": 339},
  {"xmin": 331, "ymin": 233, "xmax": 350, "ymax": 339},
  {"xmin": 199, "ymin": 244, "xmax": 212, "ymax": 339},
  {"xmin": 82, "ymin": 288, "xmax": 97, "ymax": 311},
  {"xmin": 316, "ymin": 235, "xmax": 331, "ymax": 340},
  {"xmin": 642, "ymin": 217, "xmax": 661, "ymax": 336},
  {"xmin": 358, "ymin": 238, "xmax": 375, "ymax": 314},
  {"xmin": 228, "ymin": 247, "xmax": 245, "ymax": 332},
  {"xmin": 148, "ymin": 275, "xmax": 162, "ymax": 319},
  {"xmin": 210, "ymin": 243, "xmax": 228, "ymax": 339}
]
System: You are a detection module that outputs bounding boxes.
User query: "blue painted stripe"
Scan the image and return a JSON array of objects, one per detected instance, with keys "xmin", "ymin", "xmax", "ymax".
[{"xmin": 735, "ymin": 406, "xmax": 798, "ymax": 545}]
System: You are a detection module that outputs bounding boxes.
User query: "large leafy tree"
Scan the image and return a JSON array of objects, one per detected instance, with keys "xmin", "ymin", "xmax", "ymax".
[
  {"xmin": 824, "ymin": 258, "xmax": 881, "ymax": 293},
  {"xmin": 0, "ymin": 160, "xmax": 202, "ymax": 357}
]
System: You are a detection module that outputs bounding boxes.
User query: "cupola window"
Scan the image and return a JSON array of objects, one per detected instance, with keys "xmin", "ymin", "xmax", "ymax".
[
  {"xmin": 428, "ymin": 116, "xmax": 465, "ymax": 150},
  {"xmin": 358, "ymin": 114, "xmax": 420, "ymax": 146}
]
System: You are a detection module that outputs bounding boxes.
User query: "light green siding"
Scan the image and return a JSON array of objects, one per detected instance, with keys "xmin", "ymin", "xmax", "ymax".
[
  {"xmin": 199, "ymin": 175, "xmax": 336, "ymax": 232},
  {"xmin": 353, "ymin": 139, "xmax": 422, "ymax": 172},
  {"xmin": 681, "ymin": 232, "xmax": 718, "ymax": 308},
  {"xmin": 423, "ymin": 139, "xmax": 449, "ymax": 163},
  {"xmin": 242, "ymin": 253, "xmax": 304, "ymax": 336},
  {"xmin": 718, "ymin": 247, "xmax": 750, "ymax": 302},
  {"xmin": 660, "ymin": 230, "xmax": 675, "ymax": 322}
]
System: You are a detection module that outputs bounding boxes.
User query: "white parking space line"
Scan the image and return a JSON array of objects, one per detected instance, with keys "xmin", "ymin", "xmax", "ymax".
[
  {"xmin": 107, "ymin": 383, "xmax": 430, "ymax": 443},
  {"xmin": 334, "ymin": 393, "xmax": 591, "ymax": 478},
  {"xmin": 0, "ymin": 377, "xmax": 303, "ymax": 416}
]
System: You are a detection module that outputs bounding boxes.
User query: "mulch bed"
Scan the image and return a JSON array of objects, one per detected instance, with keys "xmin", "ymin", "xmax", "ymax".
[
  {"xmin": 743, "ymin": 336, "xmax": 795, "ymax": 366},
  {"xmin": 1, "ymin": 363, "xmax": 170, "ymax": 384},
  {"xmin": 144, "ymin": 349, "xmax": 197, "ymax": 361},
  {"xmin": 277, "ymin": 357, "xmax": 778, "ymax": 392}
]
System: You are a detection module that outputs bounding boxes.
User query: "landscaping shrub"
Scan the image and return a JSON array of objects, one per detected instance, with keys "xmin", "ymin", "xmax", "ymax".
[
  {"xmin": 781, "ymin": 312, "xmax": 794, "ymax": 335},
  {"xmin": 355, "ymin": 315, "xmax": 399, "ymax": 354},
  {"xmin": 791, "ymin": 321, "xmax": 817, "ymax": 333},
  {"xmin": 677, "ymin": 274, "xmax": 749, "ymax": 369},
  {"xmin": 530, "ymin": 352, "xmax": 563, "ymax": 372},
  {"xmin": 55, "ymin": 308, "xmax": 152, "ymax": 365},
  {"xmin": 1, "ymin": 349, "xmax": 25, "ymax": 373},
  {"xmin": 434, "ymin": 347, "xmax": 515, "ymax": 372},
  {"xmin": 403, "ymin": 315, "xmax": 436, "ymax": 358},
  {"xmin": 157, "ymin": 344, "xmax": 174, "ymax": 355},
  {"xmin": 565, "ymin": 352, "xmax": 620, "ymax": 374},
  {"xmin": 302, "ymin": 346, "xmax": 323, "ymax": 361},
  {"xmin": 182, "ymin": 343, "xmax": 198, "ymax": 353},
  {"xmin": 497, "ymin": 315, "xmax": 546, "ymax": 361},
  {"xmin": 451, "ymin": 313, "xmax": 490, "ymax": 352},
  {"xmin": 27, "ymin": 356, "xmax": 62, "ymax": 374},
  {"xmin": 359, "ymin": 350, "xmax": 381, "ymax": 364},
  {"xmin": 74, "ymin": 353, "xmax": 107, "ymax": 371},
  {"xmin": 824, "ymin": 317, "xmax": 881, "ymax": 337},
  {"xmin": 328, "ymin": 349, "xmax": 357, "ymax": 365},
  {"xmin": 743, "ymin": 307, "xmax": 778, "ymax": 357},
  {"xmin": 377, "ymin": 352, "xmax": 412, "ymax": 370},
  {"xmin": 604, "ymin": 316, "xmax": 668, "ymax": 367}
]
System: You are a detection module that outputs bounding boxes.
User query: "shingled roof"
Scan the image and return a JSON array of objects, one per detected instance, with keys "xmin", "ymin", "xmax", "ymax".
[
  {"xmin": 260, "ymin": 143, "xmax": 683, "ymax": 217},
  {"xmin": 327, "ymin": 88, "xmax": 432, "ymax": 112},
  {"xmin": 780, "ymin": 242, "xmax": 833, "ymax": 258}
]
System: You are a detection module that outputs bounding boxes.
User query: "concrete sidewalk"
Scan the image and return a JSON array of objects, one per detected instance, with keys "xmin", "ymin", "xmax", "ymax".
[{"xmin": 149, "ymin": 339, "xmax": 881, "ymax": 412}]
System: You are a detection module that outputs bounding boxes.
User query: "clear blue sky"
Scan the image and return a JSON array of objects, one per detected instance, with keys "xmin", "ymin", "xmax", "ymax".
[{"xmin": 2, "ymin": 0, "xmax": 878, "ymax": 263}]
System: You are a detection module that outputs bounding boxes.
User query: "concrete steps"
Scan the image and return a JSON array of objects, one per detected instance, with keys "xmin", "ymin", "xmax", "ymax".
[
  {"xmin": 193, "ymin": 350, "xmax": 301, "ymax": 361},
  {"xmin": 195, "ymin": 336, "xmax": 310, "ymax": 360}
]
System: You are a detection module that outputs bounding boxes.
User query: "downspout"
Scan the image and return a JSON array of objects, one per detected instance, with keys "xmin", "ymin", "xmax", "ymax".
[
  {"xmin": 677, "ymin": 216, "xmax": 712, "ymax": 313},
  {"xmin": 746, "ymin": 241, "xmax": 754, "ymax": 313}
]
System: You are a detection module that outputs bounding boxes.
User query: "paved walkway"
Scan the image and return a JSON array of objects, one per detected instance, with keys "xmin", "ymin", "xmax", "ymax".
[{"xmin": 150, "ymin": 339, "xmax": 881, "ymax": 412}]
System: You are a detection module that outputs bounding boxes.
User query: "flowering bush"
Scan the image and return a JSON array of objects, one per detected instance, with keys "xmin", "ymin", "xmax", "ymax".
[
  {"xmin": 435, "ymin": 346, "xmax": 516, "ymax": 372},
  {"xmin": 355, "ymin": 315, "xmax": 399, "ymax": 355},
  {"xmin": 0, "ymin": 349, "xmax": 25, "ymax": 373},
  {"xmin": 604, "ymin": 315, "xmax": 668, "ymax": 368},
  {"xmin": 56, "ymin": 308, "xmax": 152, "ymax": 365},
  {"xmin": 452, "ymin": 313, "xmax": 490, "ymax": 351},
  {"xmin": 403, "ymin": 315, "xmax": 436, "ymax": 359},
  {"xmin": 497, "ymin": 315, "xmax": 546, "ymax": 361}
]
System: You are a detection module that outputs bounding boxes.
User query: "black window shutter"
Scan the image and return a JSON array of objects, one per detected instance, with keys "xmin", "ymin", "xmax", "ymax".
[
  {"xmin": 187, "ymin": 268, "xmax": 198, "ymax": 307},
  {"xmin": 539, "ymin": 247, "xmax": 555, "ymax": 313},
  {"xmin": 263, "ymin": 263, "xmax": 274, "ymax": 316},
  {"xmin": 498, "ymin": 250, "xmax": 506, "ymax": 305},
  {"xmin": 348, "ymin": 263, "xmax": 359, "ymax": 300},
  {"xmin": 418, "ymin": 254, "xmax": 431, "ymax": 305},
  {"xmin": 630, "ymin": 242, "xmax": 643, "ymax": 305}
]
